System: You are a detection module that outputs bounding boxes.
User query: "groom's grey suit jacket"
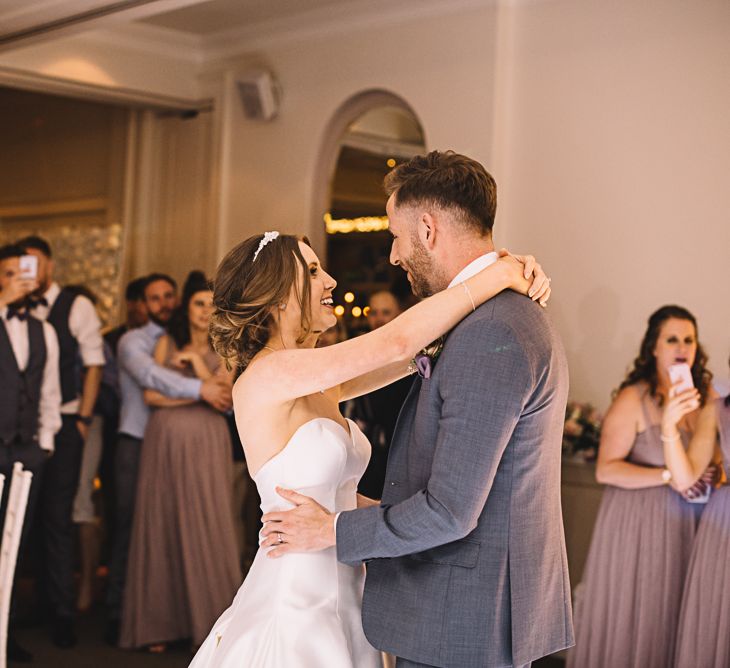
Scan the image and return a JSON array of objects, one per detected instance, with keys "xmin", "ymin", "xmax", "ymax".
[{"xmin": 337, "ymin": 290, "xmax": 574, "ymax": 667}]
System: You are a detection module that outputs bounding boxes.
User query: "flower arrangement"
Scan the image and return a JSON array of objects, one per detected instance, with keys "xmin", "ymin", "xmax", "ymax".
[{"xmin": 563, "ymin": 401, "xmax": 603, "ymax": 461}]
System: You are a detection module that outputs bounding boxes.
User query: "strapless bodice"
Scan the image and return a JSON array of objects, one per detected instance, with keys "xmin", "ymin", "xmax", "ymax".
[
  {"xmin": 189, "ymin": 417, "xmax": 382, "ymax": 667},
  {"xmin": 254, "ymin": 417, "xmax": 371, "ymax": 515}
]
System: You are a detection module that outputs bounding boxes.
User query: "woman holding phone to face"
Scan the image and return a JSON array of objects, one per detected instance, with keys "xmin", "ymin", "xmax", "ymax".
[
  {"xmin": 664, "ymin": 355, "xmax": 729, "ymax": 667},
  {"xmin": 568, "ymin": 305, "xmax": 715, "ymax": 668}
]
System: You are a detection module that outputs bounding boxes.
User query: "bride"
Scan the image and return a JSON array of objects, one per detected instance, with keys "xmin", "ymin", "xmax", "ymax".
[{"xmin": 190, "ymin": 232, "xmax": 550, "ymax": 667}]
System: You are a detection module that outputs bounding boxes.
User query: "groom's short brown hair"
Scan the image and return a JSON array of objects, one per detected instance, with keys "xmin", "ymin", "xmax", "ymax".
[{"xmin": 384, "ymin": 150, "xmax": 497, "ymax": 236}]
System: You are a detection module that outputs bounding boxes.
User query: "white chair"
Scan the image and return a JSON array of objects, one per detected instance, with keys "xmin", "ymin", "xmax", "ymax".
[{"xmin": 0, "ymin": 463, "xmax": 33, "ymax": 668}]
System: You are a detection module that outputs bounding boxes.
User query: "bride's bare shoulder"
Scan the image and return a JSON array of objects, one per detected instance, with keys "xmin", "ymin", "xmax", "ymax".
[
  {"xmin": 233, "ymin": 354, "xmax": 272, "ymax": 395},
  {"xmin": 233, "ymin": 361, "xmax": 294, "ymax": 424}
]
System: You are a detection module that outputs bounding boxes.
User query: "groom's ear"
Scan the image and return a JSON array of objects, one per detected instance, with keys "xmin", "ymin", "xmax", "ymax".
[{"xmin": 418, "ymin": 212, "xmax": 438, "ymax": 251}]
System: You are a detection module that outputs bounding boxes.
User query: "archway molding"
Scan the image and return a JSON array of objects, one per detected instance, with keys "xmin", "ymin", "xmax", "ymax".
[{"xmin": 309, "ymin": 89, "xmax": 425, "ymax": 258}]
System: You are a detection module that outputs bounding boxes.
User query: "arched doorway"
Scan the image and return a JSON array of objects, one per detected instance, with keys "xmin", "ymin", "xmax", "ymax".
[{"xmin": 311, "ymin": 90, "xmax": 426, "ymax": 337}]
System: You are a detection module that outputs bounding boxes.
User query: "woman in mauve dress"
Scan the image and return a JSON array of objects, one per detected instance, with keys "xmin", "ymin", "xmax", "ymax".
[
  {"xmin": 120, "ymin": 271, "xmax": 241, "ymax": 652},
  {"xmin": 662, "ymin": 355, "xmax": 729, "ymax": 668},
  {"xmin": 568, "ymin": 305, "xmax": 715, "ymax": 668}
]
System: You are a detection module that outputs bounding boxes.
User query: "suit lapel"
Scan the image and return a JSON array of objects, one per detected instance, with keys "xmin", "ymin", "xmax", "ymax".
[{"xmin": 388, "ymin": 376, "xmax": 420, "ymax": 457}]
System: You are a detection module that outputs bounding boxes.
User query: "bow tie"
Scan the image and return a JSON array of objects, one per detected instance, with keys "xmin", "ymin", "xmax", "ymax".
[
  {"xmin": 6, "ymin": 306, "xmax": 28, "ymax": 322},
  {"xmin": 28, "ymin": 296, "xmax": 48, "ymax": 309}
]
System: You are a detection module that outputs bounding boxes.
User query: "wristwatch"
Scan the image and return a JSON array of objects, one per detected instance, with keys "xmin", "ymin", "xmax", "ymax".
[
  {"xmin": 75, "ymin": 414, "xmax": 93, "ymax": 426},
  {"xmin": 661, "ymin": 468, "xmax": 673, "ymax": 484}
]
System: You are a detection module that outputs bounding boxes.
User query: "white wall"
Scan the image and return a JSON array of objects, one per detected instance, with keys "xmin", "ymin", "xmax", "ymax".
[
  {"xmin": 210, "ymin": 0, "xmax": 729, "ymax": 408},
  {"xmin": 498, "ymin": 0, "xmax": 730, "ymax": 408},
  {"xmin": 0, "ymin": 28, "xmax": 202, "ymax": 105},
  {"xmin": 205, "ymin": 3, "xmax": 500, "ymax": 255}
]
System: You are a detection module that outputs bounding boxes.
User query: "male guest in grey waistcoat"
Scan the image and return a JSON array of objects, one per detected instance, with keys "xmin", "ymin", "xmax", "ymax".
[
  {"xmin": 19, "ymin": 235, "xmax": 104, "ymax": 649},
  {"xmin": 0, "ymin": 244, "xmax": 61, "ymax": 662},
  {"xmin": 263, "ymin": 151, "xmax": 574, "ymax": 667}
]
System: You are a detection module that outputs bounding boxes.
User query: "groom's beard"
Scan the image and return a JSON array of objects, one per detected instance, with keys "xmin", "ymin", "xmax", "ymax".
[{"xmin": 405, "ymin": 235, "xmax": 446, "ymax": 298}]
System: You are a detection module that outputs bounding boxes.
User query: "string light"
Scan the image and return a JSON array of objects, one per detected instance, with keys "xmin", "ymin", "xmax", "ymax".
[
  {"xmin": 344, "ymin": 292, "xmax": 355, "ymax": 303},
  {"xmin": 324, "ymin": 212, "xmax": 389, "ymax": 234},
  {"xmin": 352, "ymin": 306, "xmax": 362, "ymax": 318},
  {"xmin": 334, "ymin": 305, "xmax": 345, "ymax": 317}
]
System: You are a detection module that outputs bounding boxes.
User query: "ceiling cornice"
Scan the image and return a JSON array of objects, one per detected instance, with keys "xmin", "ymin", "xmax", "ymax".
[
  {"xmin": 81, "ymin": 21, "xmax": 204, "ymax": 65},
  {"xmin": 201, "ymin": 0, "xmax": 493, "ymax": 63}
]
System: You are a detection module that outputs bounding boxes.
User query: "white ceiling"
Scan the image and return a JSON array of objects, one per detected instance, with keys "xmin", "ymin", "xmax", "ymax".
[
  {"xmin": 141, "ymin": 0, "xmax": 346, "ymax": 36},
  {"xmin": 0, "ymin": 0, "xmax": 203, "ymax": 49},
  {"xmin": 0, "ymin": 0, "xmax": 479, "ymax": 60}
]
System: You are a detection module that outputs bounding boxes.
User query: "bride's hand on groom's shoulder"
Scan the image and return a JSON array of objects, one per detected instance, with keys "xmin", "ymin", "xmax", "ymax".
[{"xmin": 497, "ymin": 248, "xmax": 552, "ymax": 307}]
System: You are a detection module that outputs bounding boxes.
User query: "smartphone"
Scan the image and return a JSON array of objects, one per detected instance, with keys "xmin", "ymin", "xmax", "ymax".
[
  {"xmin": 668, "ymin": 363, "xmax": 694, "ymax": 393},
  {"xmin": 19, "ymin": 254, "xmax": 38, "ymax": 280}
]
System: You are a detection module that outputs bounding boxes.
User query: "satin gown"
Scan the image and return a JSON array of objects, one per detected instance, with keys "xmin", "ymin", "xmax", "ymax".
[{"xmin": 190, "ymin": 417, "xmax": 383, "ymax": 668}]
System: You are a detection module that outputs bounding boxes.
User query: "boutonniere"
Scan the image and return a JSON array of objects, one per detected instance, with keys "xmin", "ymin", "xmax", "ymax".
[{"xmin": 409, "ymin": 337, "xmax": 445, "ymax": 379}]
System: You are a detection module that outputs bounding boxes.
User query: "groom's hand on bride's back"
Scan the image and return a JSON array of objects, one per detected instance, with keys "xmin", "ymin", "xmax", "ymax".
[{"xmin": 260, "ymin": 488, "xmax": 336, "ymax": 558}]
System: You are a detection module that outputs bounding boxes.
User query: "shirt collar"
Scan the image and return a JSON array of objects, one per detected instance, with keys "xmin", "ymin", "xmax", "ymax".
[
  {"xmin": 43, "ymin": 282, "xmax": 61, "ymax": 307},
  {"xmin": 143, "ymin": 320, "xmax": 165, "ymax": 337},
  {"xmin": 447, "ymin": 251, "xmax": 499, "ymax": 289}
]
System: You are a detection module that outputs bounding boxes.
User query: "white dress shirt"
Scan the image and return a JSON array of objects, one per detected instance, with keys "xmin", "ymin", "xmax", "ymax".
[
  {"xmin": 447, "ymin": 251, "xmax": 499, "ymax": 289},
  {"xmin": 0, "ymin": 306, "xmax": 62, "ymax": 451},
  {"xmin": 29, "ymin": 282, "xmax": 105, "ymax": 414}
]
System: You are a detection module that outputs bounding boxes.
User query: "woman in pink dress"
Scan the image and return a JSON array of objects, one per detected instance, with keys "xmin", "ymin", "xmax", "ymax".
[
  {"xmin": 662, "ymin": 354, "xmax": 728, "ymax": 667},
  {"xmin": 569, "ymin": 305, "xmax": 715, "ymax": 668}
]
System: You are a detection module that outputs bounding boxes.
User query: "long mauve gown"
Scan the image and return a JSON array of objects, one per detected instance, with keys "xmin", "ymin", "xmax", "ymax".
[
  {"xmin": 675, "ymin": 398, "xmax": 730, "ymax": 667},
  {"xmin": 568, "ymin": 390, "xmax": 703, "ymax": 668},
  {"xmin": 120, "ymin": 349, "xmax": 241, "ymax": 649}
]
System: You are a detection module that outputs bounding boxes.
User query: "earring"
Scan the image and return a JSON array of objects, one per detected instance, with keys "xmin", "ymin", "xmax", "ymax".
[{"xmin": 279, "ymin": 303, "xmax": 287, "ymax": 311}]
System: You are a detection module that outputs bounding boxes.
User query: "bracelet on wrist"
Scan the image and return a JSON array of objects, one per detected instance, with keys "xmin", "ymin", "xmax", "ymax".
[
  {"xmin": 660, "ymin": 432, "xmax": 680, "ymax": 444},
  {"xmin": 75, "ymin": 414, "xmax": 93, "ymax": 426}
]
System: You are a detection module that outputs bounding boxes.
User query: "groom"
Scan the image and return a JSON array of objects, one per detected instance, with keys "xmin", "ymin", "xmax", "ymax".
[{"xmin": 262, "ymin": 150, "xmax": 574, "ymax": 667}]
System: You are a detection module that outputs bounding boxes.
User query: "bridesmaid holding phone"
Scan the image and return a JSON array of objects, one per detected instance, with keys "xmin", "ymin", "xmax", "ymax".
[
  {"xmin": 663, "ymin": 355, "xmax": 729, "ymax": 667},
  {"xmin": 568, "ymin": 305, "xmax": 715, "ymax": 668}
]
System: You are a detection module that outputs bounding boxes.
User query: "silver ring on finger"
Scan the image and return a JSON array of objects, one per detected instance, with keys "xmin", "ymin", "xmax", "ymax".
[{"xmin": 277, "ymin": 532, "xmax": 284, "ymax": 544}]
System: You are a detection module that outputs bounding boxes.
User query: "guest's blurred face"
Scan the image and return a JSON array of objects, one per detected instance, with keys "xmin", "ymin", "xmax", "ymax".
[
  {"xmin": 127, "ymin": 298, "xmax": 148, "ymax": 328},
  {"xmin": 24, "ymin": 248, "xmax": 53, "ymax": 293},
  {"xmin": 386, "ymin": 194, "xmax": 443, "ymax": 298},
  {"xmin": 188, "ymin": 290, "xmax": 214, "ymax": 332},
  {"xmin": 653, "ymin": 318, "xmax": 697, "ymax": 378},
  {"xmin": 145, "ymin": 279, "xmax": 177, "ymax": 325},
  {"xmin": 367, "ymin": 292, "xmax": 401, "ymax": 330},
  {"xmin": 0, "ymin": 257, "xmax": 20, "ymax": 302}
]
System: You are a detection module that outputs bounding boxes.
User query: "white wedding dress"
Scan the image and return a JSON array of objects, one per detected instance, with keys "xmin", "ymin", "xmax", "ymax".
[{"xmin": 190, "ymin": 417, "xmax": 383, "ymax": 668}]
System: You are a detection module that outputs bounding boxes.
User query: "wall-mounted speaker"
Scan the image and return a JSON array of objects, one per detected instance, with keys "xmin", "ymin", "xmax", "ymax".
[{"xmin": 236, "ymin": 70, "xmax": 280, "ymax": 121}]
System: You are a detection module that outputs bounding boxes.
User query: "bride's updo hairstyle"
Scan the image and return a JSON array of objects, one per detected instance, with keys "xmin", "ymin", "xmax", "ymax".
[{"xmin": 210, "ymin": 233, "xmax": 313, "ymax": 372}]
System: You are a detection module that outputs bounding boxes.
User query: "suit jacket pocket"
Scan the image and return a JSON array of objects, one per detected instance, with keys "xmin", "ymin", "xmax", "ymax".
[{"xmin": 408, "ymin": 537, "xmax": 480, "ymax": 569}]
